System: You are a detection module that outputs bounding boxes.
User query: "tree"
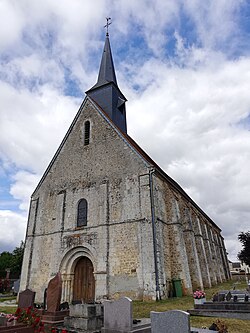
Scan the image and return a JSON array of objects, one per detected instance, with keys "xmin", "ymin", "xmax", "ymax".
[
  {"xmin": 238, "ymin": 231, "xmax": 250, "ymax": 266},
  {"xmin": 0, "ymin": 242, "xmax": 24, "ymax": 279},
  {"xmin": 0, "ymin": 251, "xmax": 12, "ymax": 278},
  {"xmin": 11, "ymin": 241, "xmax": 25, "ymax": 278}
]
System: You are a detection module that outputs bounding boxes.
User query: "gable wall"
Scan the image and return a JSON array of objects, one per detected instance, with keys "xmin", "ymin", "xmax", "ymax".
[{"xmin": 20, "ymin": 99, "xmax": 156, "ymax": 301}]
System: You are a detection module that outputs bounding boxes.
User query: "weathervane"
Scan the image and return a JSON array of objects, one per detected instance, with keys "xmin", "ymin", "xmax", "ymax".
[{"xmin": 104, "ymin": 17, "xmax": 112, "ymax": 36}]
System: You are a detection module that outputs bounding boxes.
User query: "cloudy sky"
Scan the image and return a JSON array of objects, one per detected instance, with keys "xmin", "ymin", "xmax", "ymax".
[{"xmin": 0, "ymin": 0, "xmax": 250, "ymax": 261}]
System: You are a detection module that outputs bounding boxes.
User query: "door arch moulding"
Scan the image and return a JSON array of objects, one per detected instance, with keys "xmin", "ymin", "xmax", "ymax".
[{"xmin": 59, "ymin": 246, "xmax": 97, "ymax": 302}]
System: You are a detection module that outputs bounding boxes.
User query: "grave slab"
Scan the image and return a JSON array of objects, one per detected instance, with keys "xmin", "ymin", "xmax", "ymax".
[{"xmin": 0, "ymin": 324, "xmax": 34, "ymax": 333}]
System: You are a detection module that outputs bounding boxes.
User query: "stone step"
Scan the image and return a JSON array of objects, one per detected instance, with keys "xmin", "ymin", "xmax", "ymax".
[
  {"xmin": 195, "ymin": 302, "xmax": 250, "ymax": 311},
  {"xmin": 188, "ymin": 309, "xmax": 250, "ymax": 320},
  {"xmin": 130, "ymin": 327, "xmax": 151, "ymax": 333}
]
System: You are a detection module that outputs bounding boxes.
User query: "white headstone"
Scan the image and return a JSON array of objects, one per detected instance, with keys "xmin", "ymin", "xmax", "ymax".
[
  {"xmin": 151, "ymin": 310, "xmax": 190, "ymax": 333},
  {"xmin": 103, "ymin": 297, "xmax": 133, "ymax": 330}
]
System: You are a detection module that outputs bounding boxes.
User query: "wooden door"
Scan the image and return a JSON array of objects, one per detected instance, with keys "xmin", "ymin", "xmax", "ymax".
[{"xmin": 73, "ymin": 257, "xmax": 95, "ymax": 303}]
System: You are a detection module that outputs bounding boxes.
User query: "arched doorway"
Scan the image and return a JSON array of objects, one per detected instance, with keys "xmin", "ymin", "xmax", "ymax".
[{"xmin": 73, "ymin": 257, "xmax": 95, "ymax": 303}]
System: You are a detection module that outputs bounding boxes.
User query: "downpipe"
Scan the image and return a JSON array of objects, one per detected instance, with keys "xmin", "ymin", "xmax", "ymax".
[{"xmin": 149, "ymin": 168, "xmax": 160, "ymax": 301}]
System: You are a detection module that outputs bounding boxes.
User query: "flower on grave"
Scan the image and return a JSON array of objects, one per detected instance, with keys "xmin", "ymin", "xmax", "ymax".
[
  {"xmin": 51, "ymin": 328, "xmax": 68, "ymax": 333},
  {"xmin": 5, "ymin": 313, "xmax": 17, "ymax": 322},
  {"xmin": 36, "ymin": 322, "xmax": 45, "ymax": 333},
  {"xmin": 193, "ymin": 290, "xmax": 206, "ymax": 299},
  {"xmin": 15, "ymin": 307, "xmax": 42, "ymax": 328},
  {"xmin": 209, "ymin": 319, "xmax": 228, "ymax": 333}
]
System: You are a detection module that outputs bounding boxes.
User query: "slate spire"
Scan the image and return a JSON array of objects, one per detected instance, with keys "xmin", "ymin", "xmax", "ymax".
[
  {"xmin": 86, "ymin": 23, "xmax": 127, "ymax": 133},
  {"xmin": 90, "ymin": 35, "xmax": 117, "ymax": 90}
]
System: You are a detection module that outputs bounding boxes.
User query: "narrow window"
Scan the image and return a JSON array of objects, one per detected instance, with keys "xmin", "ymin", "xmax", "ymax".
[
  {"xmin": 77, "ymin": 199, "xmax": 88, "ymax": 227},
  {"xmin": 84, "ymin": 121, "xmax": 90, "ymax": 146}
]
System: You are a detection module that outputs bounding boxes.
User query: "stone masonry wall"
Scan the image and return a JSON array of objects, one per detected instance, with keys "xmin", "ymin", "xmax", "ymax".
[
  {"xmin": 20, "ymin": 98, "xmax": 155, "ymax": 302},
  {"xmin": 152, "ymin": 172, "xmax": 229, "ymax": 297}
]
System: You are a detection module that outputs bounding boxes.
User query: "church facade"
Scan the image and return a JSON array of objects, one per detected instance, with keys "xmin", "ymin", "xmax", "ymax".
[{"xmin": 20, "ymin": 32, "xmax": 230, "ymax": 303}]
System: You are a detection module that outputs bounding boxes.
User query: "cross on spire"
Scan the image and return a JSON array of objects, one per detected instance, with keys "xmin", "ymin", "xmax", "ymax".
[{"xmin": 104, "ymin": 17, "xmax": 112, "ymax": 36}]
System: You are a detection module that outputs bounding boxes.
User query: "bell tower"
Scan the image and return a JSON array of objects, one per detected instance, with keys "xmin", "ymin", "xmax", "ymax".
[{"xmin": 86, "ymin": 19, "xmax": 127, "ymax": 133}]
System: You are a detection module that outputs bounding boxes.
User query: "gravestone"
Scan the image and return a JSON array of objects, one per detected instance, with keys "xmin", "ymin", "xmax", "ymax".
[
  {"xmin": 42, "ymin": 272, "xmax": 69, "ymax": 324},
  {"xmin": 212, "ymin": 293, "xmax": 219, "ymax": 302},
  {"xmin": 101, "ymin": 297, "xmax": 150, "ymax": 333},
  {"xmin": 47, "ymin": 272, "xmax": 62, "ymax": 312},
  {"xmin": 103, "ymin": 297, "xmax": 132, "ymax": 331},
  {"xmin": 226, "ymin": 292, "xmax": 232, "ymax": 301},
  {"xmin": 218, "ymin": 294, "xmax": 225, "ymax": 302},
  {"xmin": 13, "ymin": 279, "xmax": 20, "ymax": 295},
  {"xmin": 0, "ymin": 316, "xmax": 7, "ymax": 326},
  {"xmin": 43, "ymin": 288, "xmax": 47, "ymax": 310},
  {"xmin": 245, "ymin": 295, "xmax": 249, "ymax": 302},
  {"xmin": 151, "ymin": 310, "xmax": 190, "ymax": 333},
  {"xmin": 233, "ymin": 295, "xmax": 238, "ymax": 302},
  {"xmin": 18, "ymin": 289, "xmax": 35, "ymax": 308},
  {"xmin": 231, "ymin": 291, "xmax": 247, "ymax": 302}
]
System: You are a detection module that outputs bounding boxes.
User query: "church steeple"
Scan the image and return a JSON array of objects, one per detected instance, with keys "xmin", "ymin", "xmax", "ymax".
[
  {"xmin": 90, "ymin": 34, "xmax": 117, "ymax": 90},
  {"xmin": 86, "ymin": 19, "xmax": 127, "ymax": 133}
]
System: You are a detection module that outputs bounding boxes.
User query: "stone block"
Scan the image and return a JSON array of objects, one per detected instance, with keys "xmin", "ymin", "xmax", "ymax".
[
  {"xmin": 64, "ymin": 316, "xmax": 99, "ymax": 330},
  {"xmin": 69, "ymin": 303, "xmax": 103, "ymax": 318},
  {"xmin": 42, "ymin": 310, "xmax": 69, "ymax": 323},
  {"xmin": 65, "ymin": 304, "xmax": 103, "ymax": 331}
]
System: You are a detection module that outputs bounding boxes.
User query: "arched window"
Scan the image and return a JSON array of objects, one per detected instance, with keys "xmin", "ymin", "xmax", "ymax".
[
  {"xmin": 84, "ymin": 121, "xmax": 90, "ymax": 146},
  {"xmin": 77, "ymin": 199, "xmax": 88, "ymax": 227}
]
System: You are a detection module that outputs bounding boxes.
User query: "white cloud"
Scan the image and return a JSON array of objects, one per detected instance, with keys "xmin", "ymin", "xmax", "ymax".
[
  {"xmin": 182, "ymin": 0, "xmax": 243, "ymax": 50},
  {"xmin": 0, "ymin": 0, "xmax": 250, "ymax": 261},
  {"xmin": 0, "ymin": 210, "xmax": 26, "ymax": 253},
  {"xmin": 1, "ymin": 54, "xmax": 64, "ymax": 90},
  {"xmin": 0, "ymin": 82, "xmax": 80, "ymax": 173},
  {"xmin": 10, "ymin": 171, "xmax": 40, "ymax": 211},
  {"xmin": 0, "ymin": 1, "xmax": 25, "ymax": 51}
]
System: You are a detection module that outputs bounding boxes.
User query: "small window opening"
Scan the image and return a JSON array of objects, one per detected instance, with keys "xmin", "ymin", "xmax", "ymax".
[
  {"xmin": 118, "ymin": 104, "xmax": 125, "ymax": 114},
  {"xmin": 77, "ymin": 199, "xmax": 88, "ymax": 227},
  {"xmin": 84, "ymin": 121, "xmax": 90, "ymax": 146},
  {"xmin": 117, "ymin": 97, "xmax": 125, "ymax": 115}
]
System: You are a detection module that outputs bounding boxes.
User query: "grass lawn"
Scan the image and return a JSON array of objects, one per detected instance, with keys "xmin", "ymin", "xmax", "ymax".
[
  {"xmin": 0, "ymin": 295, "xmax": 17, "ymax": 314},
  {"xmin": 0, "ymin": 306, "xmax": 17, "ymax": 314},
  {"xmin": 133, "ymin": 280, "xmax": 250, "ymax": 333}
]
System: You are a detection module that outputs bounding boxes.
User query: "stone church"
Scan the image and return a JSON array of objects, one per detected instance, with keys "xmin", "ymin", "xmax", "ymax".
[{"xmin": 20, "ymin": 31, "xmax": 230, "ymax": 303}]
